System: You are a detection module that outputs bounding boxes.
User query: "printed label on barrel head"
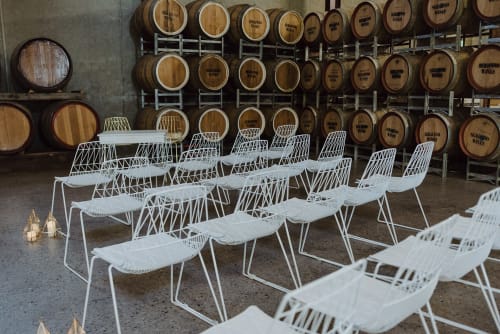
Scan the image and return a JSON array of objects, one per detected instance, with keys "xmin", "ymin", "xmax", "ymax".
[
  {"xmin": 324, "ymin": 62, "xmax": 343, "ymax": 91},
  {"xmin": 324, "ymin": 12, "xmax": 343, "ymax": 43},
  {"xmin": 353, "ymin": 58, "xmax": 376, "ymax": 91},
  {"xmin": 462, "ymin": 117, "xmax": 498, "ymax": 157},
  {"xmin": 304, "ymin": 14, "xmax": 321, "ymax": 42},
  {"xmin": 426, "ymin": 0, "xmax": 456, "ymax": 25},
  {"xmin": 383, "ymin": 56, "xmax": 409, "ymax": 92},
  {"xmin": 422, "ymin": 52, "xmax": 453, "ymax": 91},
  {"xmin": 155, "ymin": 0, "xmax": 185, "ymax": 34},
  {"xmin": 278, "ymin": 11, "xmax": 303, "ymax": 44},
  {"xmin": 385, "ymin": 0, "xmax": 412, "ymax": 32},
  {"xmin": 242, "ymin": 8, "xmax": 268, "ymax": 41},
  {"xmin": 354, "ymin": 4, "xmax": 376, "ymax": 38},
  {"xmin": 469, "ymin": 47, "xmax": 500, "ymax": 91},
  {"xmin": 418, "ymin": 117, "xmax": 447, "ymax": 151},
  {"xmin": 352, "ymin": 112, "xmax": 373, "ymax": 142},
  {"xmin": 381, "ymin": 115, "xmax": 404, "ymax": 146}
]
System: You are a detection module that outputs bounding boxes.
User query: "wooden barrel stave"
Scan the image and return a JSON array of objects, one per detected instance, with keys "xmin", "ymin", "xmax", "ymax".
[
  {"xmin": 227, "ymin": 56, "xmax": 266, "ymax": 92},
  {"xmin": 381, "ymin": 53, "xmax": 424, "ymax": 94},
  {"xmin": 0, "ymin": 102, "xmax": 34, "ymax": 154},
  {"xmin": 185, "ymin": 0, "xmax": 230, "ymax": 38},
  {"xmin": 303, "ymin": 12, "xmax": 324, "ymax": 46},
  {"xmin": 378, "ymin": 109, "xmax": 418, "ymax": 148},
  {"xmin": 467, "ymin": 45, "xmax": 500, "ymax": 94},
  {"xmin": 135, "ymin": 107, "xmax": 190, "ymax": 143},
  {"xmin": 134, "ymin": 53, "xmax": 190, "ymax": 92},
  {"xmin": 351, "ymin": 0, "xmax": 389, "ymax": 41},
  {"xmin": 472, "ymin": 0, "xmax": 500, "ymax": 22},
  {"xmin": 40, "ymin": 100, "xmax": 99, "ymax": 150},
  {"xmin": 11, "ymin": 38, "xmax": 72, "ymax": 92},
  {"xmin": 132, "ymin": 0, "xmax": 188, "ymax": 38},
  {"xmin": 266, "ymin": 8, "xmax": 304, "ymax": 45},
  {"xmin": 300, "ymin": 59, "xmax": 322, "ymax": 92},
  {"xmin": 321, "ymin": 108, "xmax": 352, "ymax": 138},
  {"xmin": 186, "ymin": 54, "xmax": 229, "ymax": 91},
  {"xmin": 227, "ymin": 4, "xmax": 270, "ymax": 43},
  {"xmin": 415, "ymin": 112, "xmax": 465, "ymax": 154},
  {"xmin": 322, "ymin": 8, "xmax": 353, "ymax": 45},
  {"xmin": 423, "ymin": 0, "xmax": 479, "ymax": 33},
  {"xmin": 322, "ymin": 59, "xmax": 354, "ymax": 93},
  {"xmin": 299, "ymin": 105, "xmax": 321, "ymax": 136},
  {"xmin": 349, "ymin": 109, "xmax": 388, "ymax": 145},
  {"xmin": 262, "ymin": 106, "xmax": 299, "ymax": 137},
  {"xmin": 263, "ymin": 59, "xmax": 300, "ymax": 93},
  {"xmin": 188, "ymin": 107, "xmax": 229, "ymax": 140},
  {"xmin": 226, "ymin": 105, "xmax": 266, "ymax": 138},
  {"xmin": 459, "ymin": 112, "xmax": 500, "ymax": 161},
  {"xmin": 351, "ymin": 55, "xmax": 391, "ymax": 93},
  {"xmin": 420, "ymin": 48, "xmax": 471, "ymax": 96},
  {"xmin": 383, "ymin": 0, "xmax": 427, "ymax": 36}
]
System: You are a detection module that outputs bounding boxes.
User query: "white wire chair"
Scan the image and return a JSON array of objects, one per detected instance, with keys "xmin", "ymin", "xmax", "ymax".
[
  {"xmin": 50, "ymin": 141, "xmax": 117, "ymax": 231},
  {"xmin": 103, "ymin": 117, "xmax": 131, "ymax": 131},
  {"xmin": 188, "ymin": 132, "xmax": 222, "ymax": 155},
  {"xmin": 370, "ymin": 189, "xmax": 500, "ymax": 333},
  {"xmin": 190, "ymin": 171, "xmax": 300, "ymax": 320},
  {"xmin": 209, "ymin": 139, "xmax": 268, "ymax": 205},
  {"xmin": 260, "ymin": 124, "xmax": 297, "ymax": 161},
  {"xmin": 130, "ymin": 141, "xmax": 174, "ymax": 185},
  {"xmin": 64, "ymin": 157, "xmax": 153, "ymax": 282},
  {"xmin": 219, "ymin": 128, "xmax": 261, "ymax": 167},
  {"xmin": 200, "ymin": 260, "xmax": 365, "ymax": 334},
  {"xmin": 379, "ymin": 141, "xmax": 434, "ymax": 232},
  {"xmin": 82, "ymin": 185, "xmax": 225, "ymax": 334},
  {"xmin": 265, "ymin": 158, "xmax": 353, "ymax": 267},
  {"xmin": 341, "ymin": 148, "xmax": 397, "ymax": 256},
  {"xmin": 305, "ymin": 130, "xmax": 346, "ymax": 173}
]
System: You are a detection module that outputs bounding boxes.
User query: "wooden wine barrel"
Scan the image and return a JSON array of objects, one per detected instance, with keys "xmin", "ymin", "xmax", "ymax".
[
  {"xmin": 420, "ymin": 48, "xmax": 471, "ymax": 96},
  {"xmin": 459, "ymin": 113, "xmax": 500, "ymax": 161},
  {"xmin": 322, "ymin": 59, "xmax": 354, "ymax": 93},
  {"xmin": 415, "ymin": 112, "xmax": 463, "ymax": 154},
  {"xmin": 135, "ymin": 107, "xmax": 189, "ymax": 143},
  {"xmin": 300, "ymin": 59, "xmax": 322, "ymax": 92},
  {"xmin": 189, "ymin": 107, "xmax": 229, "ymax": 140},
  {"xmin": 299, "ymin": 105, "xmax": 321, "ymax": 136},
  {"xmin": 185, "ymin": 0, "xmax": 230, "ymax": 38},
  {"xmin": 226, "ymin": 106, "xmax": 266, "ymax": 138},
  {"xmin": 266, "ymin": 8, "xmax": 304, "ymax": 45},
  {"xmin": 263, "ymin": 59, "xmax": 300, "ymax": 93},
  {"xmin": 227, "ymin": 56, "xmax": 266, "ymax": 91},
  {"xmin": 322, "ymin": 8, "xmax": 353, "ymax": 45},
  {"xmin": 0, "ymin": 102, "xmax": 34, "ymax": 154},
  {"xmin": 227, "ymin": 4, "xmax": 270, "ymax": 43},
  {"xmin": 133, "ymin": 53, "xmax": 189, "ymax": 92},
  {"xmin": 349, "ymin": 109, "xmax": 388, "ymax": 145},
  {"xmin": 423, "ymin": 0, "xmax": 478, "ymax": 33},
  {"xmin": 303, "ymin": 12, "xmax": 324, "ymax": 46},
  {"xmin": 351, "ymin": 55, "xmax": 391, "ymax": 93},
  {"xmin": 321, "ymin": 108, "xmax": 352, "ymax": 138},
  {"xmin": 262, "ymin": 106, "xmax": 299, "ymax": 137},
  {"xmin": 381, "ymin": 53, "xmax": 424, "ymax": 94},
  {"xmin": 472, "ymin": 0, "xmax": 500, "ymax": 22},
  {"xmin": 186, "ymin": 54, "xmax": 229, "ymax": 91},
  {"xmin": 351, "ymin": 0, "xmax": 389, "ymax": 41},
  {"xmin": 132, "ymin": 0, "xmax": 188, "ymax": 38},
  {"xmin": 40, "ymin": 101, "xmax": 99, "ymax": 150},
  {"xmin": 383, "ymin": 0, "xmax": 427, "ymax": 36},
  {"xmin": 378, "ymin": 109, "xmax": 418, "ymax": 148},
  {"xmin": 467, "ymin": 45, "xmax": 500, "ymax": 94},
  {"xmin": 11, "ymin": 38, "xmax": 72, "ymax": 92}
]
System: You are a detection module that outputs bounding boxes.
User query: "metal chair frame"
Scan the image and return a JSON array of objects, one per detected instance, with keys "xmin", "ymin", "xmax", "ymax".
[
  {"xmin": 259, "ymin": 124, "xmax": 297, "ymax": 161},
  {"xmin": 103, "ymin": 117, "xmax": 131, "ymax": 131}
]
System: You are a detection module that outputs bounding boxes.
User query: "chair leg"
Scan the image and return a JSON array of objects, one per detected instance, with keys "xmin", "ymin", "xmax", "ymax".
[
  {"xmin": 418, "ymin": 309, "xmax": 432, "ymax": 334},
  {"xmin": 209, "ymin": 239, "xmax": 228, "ymax": 321},
  {"xmin": 377, "ymin": 195, "xmax": 398, "ymax": 245},
  {"xmin": 334, "ymin": 212, "xmax": 355, "ymax": 263},
  {"xmin": 414, "ymin": 188, "xmax": 430, "ymax": 229},
  {"xmin": 50, "ymin": 179, "xmax": 58, "ymax": 218},
  {"xmin": 63, "ymin": 208, "xmax": 88, "ymax": 283},
  {"xmin": 474, "ymin": 265, "xmax": 500, "ymax": 330},
  {"xmin": 282, "ymin": 222, "xmax": 302, "ymax": 286},
  {"xmin": 426, "ymin": 302, "xmax": 439, "ymax": 334},
  {"xmin": 82, "ymin": 256, "xmax": 97, "ymax": 329},
  {"xmin": 108, "ymin": 265, "xmax": 122, "ymax": 334}
]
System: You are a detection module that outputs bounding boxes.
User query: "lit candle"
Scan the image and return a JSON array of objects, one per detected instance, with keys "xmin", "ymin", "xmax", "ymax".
[
  {"xmin": 31, "ymin": 223, "xmax": 40, "ymax": 235},
  {"xmin": 46, "ymin": 219, "xmax": 57, "ymax": 237},
  {"xmin": 26, "ymin": 230, "xmax": 37, "ymax": 242}
]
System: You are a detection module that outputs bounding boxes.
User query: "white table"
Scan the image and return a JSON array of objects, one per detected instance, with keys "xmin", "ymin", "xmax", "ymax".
[{"xmin": 98, "ymin": 130, "xmax": 167, "ymax": 145}]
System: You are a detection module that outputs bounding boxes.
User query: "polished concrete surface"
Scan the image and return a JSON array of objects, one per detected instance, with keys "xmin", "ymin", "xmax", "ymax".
[{"xmin": 0, "ymin": 153, "xmax": 498, "ymax": 333}]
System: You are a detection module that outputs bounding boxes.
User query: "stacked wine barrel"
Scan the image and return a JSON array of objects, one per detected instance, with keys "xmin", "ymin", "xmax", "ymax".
[{"xmin": 0, "ymin": 37, "xmax": 99, "ymax": 154}]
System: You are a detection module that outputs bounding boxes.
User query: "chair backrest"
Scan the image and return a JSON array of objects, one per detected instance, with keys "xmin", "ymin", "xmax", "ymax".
[
  {"xmin": 318, "ymin": 131, "xmax": 346, "ymax": 161},
  {"xmin": 278, "ymin": 134, "xmax": 310, "ymax": 167},
  {"xmin": 230, "ymin": 139, "xmax": 268, "ymax": 175},
  {"xmin": 103, "ymin": 117, "xmax": 131, "ymax": 131},
  {"xmin": 230, "ymin": 128, "xmax": 261, "ymax": 154},
  {"xmin": 402, "ymin": 141, "xmax": 434, "ymax": 185},
  {"xmin": 171, "ymin": 147, "xmax": 219, "ymax": 185},
  {"xmin": 93, "ymin": 157, "xmax": 153, "ymax": 199},
  {"xmin": 133, "ymin": 184, "xmax": 209, "ymax": 238},
  {"xmin": 189, "ymin": 132, "xmax": 222, "ymax": 154},
  {"xmin": 235, "ymin": 170, "xmax": 289, "ymax": 218},
  {"xmin": 69, "ymin": 141, "xmax": 117, "ymax": 176},
  {"xmin": 309, "ymin": 158, "xmax": 352, "ymax": 205},
  {"xmin": 271, "ymin": 260, "xmax": 365, "ymax": 334},
  {"xmin": 269, "ymin": 124, "xmax": 297, "ymax": 150},
  {"xmin": 135, "ymin": 142, "xmax": 173, "ymax": 169},
  {"xmin": 357, "ymin": 148, "xmax": 397, "ymax": 196}
]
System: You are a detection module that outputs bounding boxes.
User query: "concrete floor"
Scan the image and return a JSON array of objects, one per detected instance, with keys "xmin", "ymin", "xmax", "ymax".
[{"xmin": 0, "ymin": 153, "xmax": 498, "ymax": 334}]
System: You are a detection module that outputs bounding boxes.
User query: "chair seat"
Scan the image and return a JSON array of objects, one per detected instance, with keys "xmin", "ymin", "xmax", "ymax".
[
  {"xmin": 344, "ymin": 186, "xmax": 385, "ymax": 206},
  {"xmin": 260, "ymin": 149, "xmax": 286, "ymax": 160},
  {"xmin": 146, "ymin": 184, "xmax": 212, "ymax": 200},
  {"xmin": 304, "ymin": 157, "xmax": 341, "ymax": 173},
  {"xmin": 119, "ymin": 165, "xmax": 171, "ymax": 179},
  {"xmin": 56, "ymin": 173, "xmax": 111, "ymax": 187},
  {"xmin": 175, "ymin": 160, "xmax": 214, "ymax": 172},
  {"xmin": 200, "ymin": 305, "xmax": 293, "ymax": 334},
  {"xmin": 219, "ymin": 154, "xmax": 255, "ymax": 166},
  {"xmin": 265, "ymin": 197, "xmax": 343, "ymax": 225},
  {"xmin": 252, "ymin": 165, "xmax": 302, "ymax": 179},
  {"xmin": 209, "ymin": 174, "xmax": 246, "ymax": 190},
  {"xmin": 92, "ymin": 233, "xmax": 202, "ymax": 274},
  {"xmin": 190, "ymin": 212, "xmax": 283, "ymax": 245},
  {"xmin": 72, "ymin": 194, "xmax": 144, "ymax": 217},
  {"xmin": 387, "ymin": 175, "xmax": 424, "ymax": 193}
]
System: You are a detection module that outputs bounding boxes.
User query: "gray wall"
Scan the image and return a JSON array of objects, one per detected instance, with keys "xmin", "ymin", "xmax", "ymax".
[{"xmin": 0, "ymin": 0, "xmax": 328, "ymax": 125}]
